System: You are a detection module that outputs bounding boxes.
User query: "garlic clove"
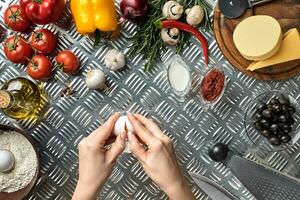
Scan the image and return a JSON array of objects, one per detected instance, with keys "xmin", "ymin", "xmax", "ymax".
[
  {"xmin": 104, "ymin": 49, "xmax": 126, "ymax": 71},
  {"xmin": 114, "ymin": 115, "xmax": 134, "ymax": 136}
]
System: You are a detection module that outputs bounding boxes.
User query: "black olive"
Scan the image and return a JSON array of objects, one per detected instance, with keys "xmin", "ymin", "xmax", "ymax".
[
  {"xmin": 256, "ymin": 103, "xmax": 267, "ymax": 112},
  {"xmin": 278, "ymin": 94, "xmax": 290, "ymax": 105},
  {"xmin": 270, "ymin": 97, "xmax": 279, "ymax": 105},
  {"xmin": 282, "ymin": 124, "xmax": 292, "ymax": 131},
  {"xmin": 260, "ymin": 119, "xmax": 271, "ymax": 128},
  {"xmin": 281, "ymin": 135, "xmax": 291, "ymax": 143},
  {"xmin": 283, "ymin": 129, "xmax": 292, "ymax": 134},
  {"xmin": 262, "ymin": 109, "xmax": 272, "ymax": 118},
  {"xmin": 279, "ymin": 115, "xmax": 288, "ymax": 123},
  {"xmin": 261, "ymin": 129, "xmax": 272, "ymax": 138},
  {"xmin": 272, "ymin": 104, "xmax": 281, "ymax": 113},
  {"xmin": 288, "ymin": 106, "xmax": 296, "ymax": 114},
  {"xmin": 208, "ymin": 143, "xmax": 230, "ymax": 162},
  {"xmin": 267, "ymin": 104, "xmax": 272, "ymax": 110},
  {"xmin": 255, "ymin": 113, "xmax": 263, "ymax": 120},
  {"xmin": 270, "ymin": 124, "xmax": 279, "ymax": 132},
  {"xmin": 269, "ymin": 136, "xmax": 281, "ymax": 146},
  {"xmin": 254, "ymin": 121, "xmax": 264, "ymax": 131},
  {"xmin": 272, "ymin": 115, "xmax": 279, "ymax": 123}
]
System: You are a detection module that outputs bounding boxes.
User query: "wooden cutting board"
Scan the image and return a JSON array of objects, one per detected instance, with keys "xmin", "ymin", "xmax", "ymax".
[
  {"xmin": 0, "ymin": 124, "xmax": 39, "ymax": 200},
  {"xmin": 213, "ymin": 0, "xmax": 300, "ymax": 80}
]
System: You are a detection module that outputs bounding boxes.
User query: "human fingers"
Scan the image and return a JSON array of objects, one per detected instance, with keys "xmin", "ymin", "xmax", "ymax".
[
  {"xmin": 128, "ymin": 132, "xmax": 146, "ymax": 163},
  {"xmin": 90, "ymin": 112, "xmax": 119, "ymax": 144},
  {"xmin": 106, "ymin": 131, "xmax": 126, "ymax": 163},
  {"xmin": 134, "ymin": 114, "xmax": 165, "ymax": 139},
  {"xmin": 127, "ymin": 113, "xmax": 157, "ymax": 145}
]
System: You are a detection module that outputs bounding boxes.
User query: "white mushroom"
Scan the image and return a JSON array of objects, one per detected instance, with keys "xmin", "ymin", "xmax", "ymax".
[
  {"xmin": 104, "ymin": 49, "xmax": 126, "ymax": 71},
  {"xmin": 85, "ymin": 69, "xmax": 106, "ymax": 90},
  {"xmin": 161, "ymin": 28, "xmax": 180, "ymax": 45},
  {"xmin": 162, "ymin": 1, "xmax": 184, "ymax": 20},
  {"xmin": 185, "ymin": 5, "xmax": 204, "ymax": 26}
]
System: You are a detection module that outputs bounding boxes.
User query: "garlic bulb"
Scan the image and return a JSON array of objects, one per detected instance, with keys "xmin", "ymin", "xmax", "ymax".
[
  {"xmin": 86, "ymin": 69, "xmax": 106, "ymax": 90},
  {"xmin": 185, "ymin": 5, "xmax": 204, "ymax": 26},
  {"xmin": 104, "ymin": 49, "xmax": 126, "ymax": 71},
  {"xmin": 161, "ymin": 28, "xmax": 180, "ymax": 45},
  {"xmin": 162, "ymin": 1, "xmax": 184, "ymax": 20},
  {"xmin": 0, "ymin": 149, "xmax": 15, "ymax": 173},
  {"xmin": 113, "ymin": 116, "xmax": 134, "ymax": 136}
]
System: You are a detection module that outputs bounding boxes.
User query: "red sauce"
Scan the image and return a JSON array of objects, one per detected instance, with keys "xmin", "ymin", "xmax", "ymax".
[{"xmin": 201, "ymin": 69, "xmax": 225, "ymax": 102}]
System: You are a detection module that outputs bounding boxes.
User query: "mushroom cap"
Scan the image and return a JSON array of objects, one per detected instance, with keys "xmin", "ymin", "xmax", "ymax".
[
  {"xmin": 186, "ymin": 5, "xmax": 204, "ymax": 26},
  {"xmin": 161, "ymin": 28, "xmax": 180, "ymax": 46},
  {"xmin": 162, "ymin": 1, "xmax": 184, "ymax": 20}
]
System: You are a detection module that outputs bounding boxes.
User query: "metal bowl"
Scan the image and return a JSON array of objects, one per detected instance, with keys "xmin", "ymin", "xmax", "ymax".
[{"xmin": 244, "ymin": 90, "xmax": 300, "ymax": 152}]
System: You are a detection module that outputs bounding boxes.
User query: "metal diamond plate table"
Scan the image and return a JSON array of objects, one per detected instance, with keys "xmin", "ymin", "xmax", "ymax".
[{"xmin": 0, "ymin": 0, "xmax": 300, "ymax": 200}]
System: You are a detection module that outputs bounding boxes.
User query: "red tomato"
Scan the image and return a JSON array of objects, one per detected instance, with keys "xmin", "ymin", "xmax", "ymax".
[
  {"xmin": 30, "ymin": 29, "xmax": 56, "ymax": 54},
  {"xmin": 4, "ymin": 35, "xmax": 32, "ymax": 64},
  {"xmin": 4, "ymin": 5, "xmax": 30, "ymax": 32},
  {"xmin": 19, "ymin": 0, "xmax": 65, "ymax": 24},
  {"xmin": 56, "ymin": 50, "xmax": 79, "ymax": 73},
  {"xmin": 27, "ymin": 55, "xmax": 52, "ymax": 80}
]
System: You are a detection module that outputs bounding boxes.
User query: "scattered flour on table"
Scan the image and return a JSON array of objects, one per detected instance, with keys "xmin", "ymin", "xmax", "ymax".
[{"xmin": 0, "ymin": 131, "xmax": 38, "ymax": 193}]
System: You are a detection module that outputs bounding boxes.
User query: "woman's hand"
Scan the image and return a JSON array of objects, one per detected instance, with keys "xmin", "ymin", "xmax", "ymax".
[
  {"xmin": 127, "ymin": 113, "xmax": 195, "ymax": 200},
  {"xmin": 72, "ymin": 113, "xmax": 126, "ymax": 200}
]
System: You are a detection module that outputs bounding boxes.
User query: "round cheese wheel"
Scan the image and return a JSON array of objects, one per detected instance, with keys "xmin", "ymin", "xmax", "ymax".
[{"xmin": 233, "ymin": 15, "xmax": 282, "ymax": 61}]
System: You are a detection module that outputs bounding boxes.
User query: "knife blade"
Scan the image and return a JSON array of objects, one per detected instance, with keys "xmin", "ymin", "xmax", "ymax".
[
  {"xmin": 189, "ymin": 172, "xmax": 239, "ymax": 200},
  {"xmin": 229, "ymin": 156, "xmax": 300, "ymax": 200}
]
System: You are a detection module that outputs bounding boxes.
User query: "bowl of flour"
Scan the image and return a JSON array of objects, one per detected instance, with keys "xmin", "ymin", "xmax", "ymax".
[{"xmin": 0, "ymin": 124, "xmax": 39, "ymax": 200}]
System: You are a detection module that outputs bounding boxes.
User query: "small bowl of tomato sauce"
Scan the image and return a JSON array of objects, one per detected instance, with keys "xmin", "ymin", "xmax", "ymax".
[{"xmin": 200, "ymin": 67, "xmax": 226, "ymax": 107}]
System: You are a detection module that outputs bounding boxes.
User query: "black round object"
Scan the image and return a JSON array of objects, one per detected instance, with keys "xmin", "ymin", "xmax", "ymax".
[
  {"xmin": 260, "ymin": 119, "xmax": 271, "ymax": 128},
  {"xmin": 218, "ymin": 0, "xmax": 247, "ymax": 19},
  {"xmin": 262, "ymin": 109, "xmax": 272, "ymax": 118},
  {"xmin": 269, "ymin": 137, "xmax": 281, "ymax": 146},
  {"xmin": 208, "ymin": 143, "xmax": 230, "ymax": 162},
  {"xmin": 254, "ymin": 121, "xmax": 264, "ymax": 131},
  {"xmin": 272, "ymin": 115, "xmax": 279, "ymax": 123},
  {"xmin": 256, "ymin": 103, "xmax": 267, "ymax": 112},
  {"xmin": 279, "ymin": 115, "xmax": 288, "ymax": 123},
  {"xmin": 278, "ymin": 95, "xmax": 290, "ymax": 105},
  {"xmin": 269, "ymin": 97, "xmax": 279, "ymax": 105},
  {"xmin": 282, "ymin": 124, "xmax": 292, "ymax": 131},
  {"xmin": 272, "ymin": 104, "xmax": 281, "ymax": 113},
  {"xmin": 282, "ymin": 105, "xmax": 289, "ymax": 113},
  {"xmin": 261, "ymin": 129, "xmax": 272, "ymax": 138},
  {"xmin": 255, "ymin": 113, "xmax": 263, "ymax": 120},
  {"xmin": 281, "ymin": 135, "xmax": 291, "ymax": 143},
  {"xmin": 270, "ymin": 124, "xmax": 279, "ymax": 132}
]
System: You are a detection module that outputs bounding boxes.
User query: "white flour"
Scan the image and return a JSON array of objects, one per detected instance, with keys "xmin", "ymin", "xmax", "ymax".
[{"xmin": 0, "ymin": 131, "xmax": 38, "ymax": 193}]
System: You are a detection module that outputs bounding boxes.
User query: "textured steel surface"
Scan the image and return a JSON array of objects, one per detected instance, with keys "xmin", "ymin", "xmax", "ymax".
[{"xmin": 0, "ymin": 0, "xmax": 299, "ymax": 200}]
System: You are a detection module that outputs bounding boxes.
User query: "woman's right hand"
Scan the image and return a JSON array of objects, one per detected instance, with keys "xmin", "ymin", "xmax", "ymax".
[{"xmin": 127, "ymin": 113, "xmax": 195, "ymax": 200}]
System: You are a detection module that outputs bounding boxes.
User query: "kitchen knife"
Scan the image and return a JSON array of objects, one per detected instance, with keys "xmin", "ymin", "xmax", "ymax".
[
  {"xmin": 189, "ymin": 172, "xmax": 239, "ymax": 200},
  {"xmin": 218, "ymin": 0, "xmax": 274, "ymax": 19},
  {"xmin": 229, "ymin": 155, "xmax": 300, "ymax": 200}
]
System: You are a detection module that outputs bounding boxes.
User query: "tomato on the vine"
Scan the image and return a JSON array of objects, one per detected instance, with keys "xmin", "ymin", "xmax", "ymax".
[
  {"xmin": 4, "ymin": 5, "xmax": 30, "ymax": 32},
  {"xmin": 30, "ymin": 29, "xmax": 56, "ymax": 54},
  {"xmin": 27, "ymin": 55, "xmax": 52, "ymax": 80},
  {"xmin": 56, "ymin": 50, "xmax": 79, "ymax": 73},
  {"xmin": 4, "ymin": 35, "xmax": 32, "ymax": 64}
]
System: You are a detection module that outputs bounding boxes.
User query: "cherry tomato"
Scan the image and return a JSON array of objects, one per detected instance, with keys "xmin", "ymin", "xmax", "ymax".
[
  {"xmin": 4, "ymin": 35, "xmax": 32, "ymax": 64},
  {"xmin": 56, "ymin": 50, "xmax": 79, "ymax": 73},
  {"xmin": 30, "ymin": 29, "xmax": 56, "ymax": 54},
  {"xmin": 4, "ymin": 5, "xmax": 30, "ymax": 32},
  {"xmin": 27, "ymin": 55, "xmax": 52, "ymax": 80}
]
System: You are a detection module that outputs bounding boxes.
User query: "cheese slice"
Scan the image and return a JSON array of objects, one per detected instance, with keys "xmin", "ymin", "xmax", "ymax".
[
  {"xmin": 233, "ymin": 15, "xmax": 282, "ymax": 61},
  {"xmin": 247, "ymin": 28, "xmax": 300, "ymax": 71}
]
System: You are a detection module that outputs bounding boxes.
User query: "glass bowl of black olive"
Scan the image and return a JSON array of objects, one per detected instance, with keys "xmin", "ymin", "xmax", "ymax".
[{"xmin": 244, "ymin": 91, "xmax": 300, "ymax": 152}]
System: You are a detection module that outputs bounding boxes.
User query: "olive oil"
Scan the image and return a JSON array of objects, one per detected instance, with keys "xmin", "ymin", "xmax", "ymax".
[{"xmin": 0, "ymin": 77, "xmax": 46, "ymax": 119}]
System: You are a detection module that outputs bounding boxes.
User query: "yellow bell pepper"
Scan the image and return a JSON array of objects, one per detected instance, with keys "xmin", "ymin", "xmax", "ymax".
[{"xmin": 70, "ymin": 0, "xmax": 118, "ymax": 34}]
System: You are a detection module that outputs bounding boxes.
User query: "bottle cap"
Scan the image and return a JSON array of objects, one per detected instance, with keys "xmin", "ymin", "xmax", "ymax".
[{"xmin": 0, "ymin": 90, "xmax": 12, "ymax": 109}]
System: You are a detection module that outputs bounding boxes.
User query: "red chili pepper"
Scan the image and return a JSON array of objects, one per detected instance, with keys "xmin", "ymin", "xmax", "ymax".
[{"xmin": 155, "ymin": 19, "xmax": 209, "ymax": 65}]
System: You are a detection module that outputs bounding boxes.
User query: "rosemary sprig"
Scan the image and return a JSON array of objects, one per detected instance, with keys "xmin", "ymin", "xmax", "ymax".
[{"xmin": 128, "ymin": 0, "xmax": 212, "ymax": 71}]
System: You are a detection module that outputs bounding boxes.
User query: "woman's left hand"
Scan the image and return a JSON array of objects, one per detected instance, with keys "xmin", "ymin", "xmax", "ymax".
[{"xmin": 72, "ymin": 113, "xmax": 126, "ymax": 200}]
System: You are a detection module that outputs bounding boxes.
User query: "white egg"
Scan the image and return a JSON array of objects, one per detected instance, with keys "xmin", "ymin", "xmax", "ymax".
[
  {"xmin": 113, "ymin": 116, "xmax": 134, "ymax": 136},
  {"xmin": 0, "ymin": 149, "xmax": 15, "ymax": 173}
]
